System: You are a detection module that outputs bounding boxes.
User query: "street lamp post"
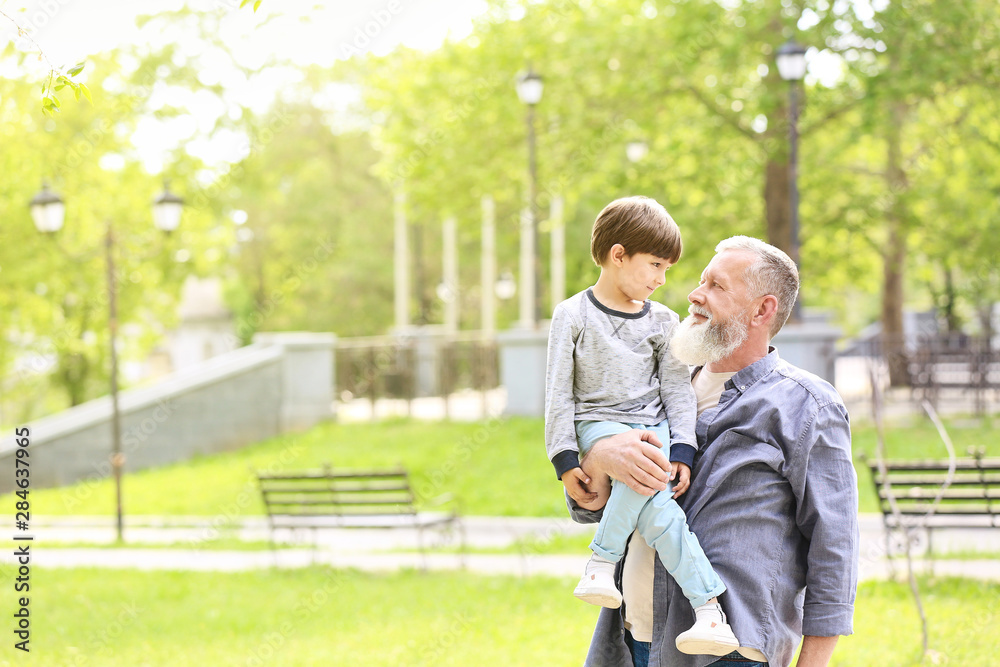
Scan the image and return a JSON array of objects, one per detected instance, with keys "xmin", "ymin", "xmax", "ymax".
[
  {"xmin": 30, "ymin": 180, "xmax": 184, "ymax": 542},
  {"xmin": 776, "ymin": 39, "xmax": 807, "ymax": 322},
  {"xmin": 515, "ymin": 68, "xmax": 543, "ymax": 327}
]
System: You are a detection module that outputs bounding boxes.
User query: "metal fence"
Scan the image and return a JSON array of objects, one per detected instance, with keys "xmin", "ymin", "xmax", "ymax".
[
  {"xmin": 335, "ymin": 333, "xmax": 499, "ymax": 418},
  {"xmin": 837, "ymin": 334, "xmax": 1000, "ymax": 416}
]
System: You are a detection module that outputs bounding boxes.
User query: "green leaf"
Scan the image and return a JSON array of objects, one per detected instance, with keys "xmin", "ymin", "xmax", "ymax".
[
  {"xmin": 79, "ymin": 83, "xmax": 93, "ymax": 104},
  {"xmin": 239, "ymin": 0, "xmax": 252, "ymax": 7},
  {"xmin": 253, "ymin": 0, "xmax": 262, "ymax": 11},
  {"xmin": 55, "ymin": 84, "xmax": 65, "ymax": 91},
  {"xmin": 67, "ymin": 62, "xmax": 86, "ymax": 77}
]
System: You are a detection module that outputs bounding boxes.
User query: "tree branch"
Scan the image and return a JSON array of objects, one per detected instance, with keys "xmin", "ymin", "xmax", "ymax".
[
  {"xmin": 801, "ymin": 98, "xmax": 863, "ymax": 136},
  {"xmin": 683, "ymin": 84, "xmax": 759, "ymax": 142}
]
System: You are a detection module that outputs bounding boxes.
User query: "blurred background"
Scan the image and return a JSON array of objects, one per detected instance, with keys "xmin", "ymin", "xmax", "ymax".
[{"xmin": 1, "ymin": 0, "xmax": 999, "ymax": 665}]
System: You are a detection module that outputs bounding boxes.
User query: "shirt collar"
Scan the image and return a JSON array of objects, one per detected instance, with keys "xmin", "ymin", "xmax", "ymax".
[{"xmin": 723, "ymin": 346, "xmax": 779, "ymax": 393}]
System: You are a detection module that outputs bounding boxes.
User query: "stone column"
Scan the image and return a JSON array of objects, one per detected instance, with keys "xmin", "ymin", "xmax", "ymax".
[
  {"xmin": 252, "ymin": 332, "xmax": 337, "ymax": 429},
  {"xmin": 497, "ymin": 324, "xmax": 550, "ymax": 416}
]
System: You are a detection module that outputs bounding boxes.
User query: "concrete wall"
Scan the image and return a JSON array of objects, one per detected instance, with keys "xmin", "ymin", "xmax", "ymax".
[{"xmin": 0, "ymin": 333, "xmax": 336, "ymax": 493}]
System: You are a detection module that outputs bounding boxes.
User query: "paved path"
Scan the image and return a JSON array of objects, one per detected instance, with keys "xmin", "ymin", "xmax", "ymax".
[{"xmin": 6, "ymin": 514, "xmax": 1000, "ymax": 581}]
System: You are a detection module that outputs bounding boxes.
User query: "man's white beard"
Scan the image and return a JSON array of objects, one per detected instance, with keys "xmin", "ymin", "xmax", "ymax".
[{"xmin": 670, "ymin": 305, "xmax": 750, "ymax": 366}]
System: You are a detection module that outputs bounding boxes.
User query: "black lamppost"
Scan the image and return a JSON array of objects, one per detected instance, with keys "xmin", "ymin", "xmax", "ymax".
[
  {"xmin": 776, "ymin": 39, "xmax": 807, "ymax": 321},
  {"xmin": 30, "ymin": 181, "xmax": 184, "ymax": 542},
  {"xmin": 515, "ymin": 68, "xmax": 543, "ymax": 327}
]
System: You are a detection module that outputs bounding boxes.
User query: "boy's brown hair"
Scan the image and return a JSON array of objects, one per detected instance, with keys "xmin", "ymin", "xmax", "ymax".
[{"xmin": 590, "ymin": 196, "xmax": 682, "ymax": 266}]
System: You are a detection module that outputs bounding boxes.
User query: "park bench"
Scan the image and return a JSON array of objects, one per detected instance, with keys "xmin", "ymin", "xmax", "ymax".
[
  {"xmin": 863, "ymin": 452, "xmax": 1000, "ymax": 557},
  {"xmin": 255, "ymin": 464, "xmax": 464, "ymax": 561}
]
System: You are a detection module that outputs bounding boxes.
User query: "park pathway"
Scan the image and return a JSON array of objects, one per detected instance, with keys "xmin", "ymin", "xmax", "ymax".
[{"xmin": 4, "ymin": 514, "xmax": 1000, "ymax": 581}]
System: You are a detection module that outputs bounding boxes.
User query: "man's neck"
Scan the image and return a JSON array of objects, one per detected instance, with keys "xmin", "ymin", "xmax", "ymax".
[{"xmin": 705, "ymin": 339, "xmax": 770, "ymax": 374}]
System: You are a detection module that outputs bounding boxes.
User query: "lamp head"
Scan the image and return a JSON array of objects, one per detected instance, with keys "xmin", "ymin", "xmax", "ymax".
[
  {"xmin": 153, "ymin": 180, "xmax": 184, "ymax": 233},
  {"xmin": 29, "ymin": 182, "xmax": 65, "ymax": 234},
  {"xmin": 776, "ymin": 39, "xmax": 808, "ymax": 81},
  {"xmin": 515, "ymin": 69, "xmax": 544, "ymax": 106}
]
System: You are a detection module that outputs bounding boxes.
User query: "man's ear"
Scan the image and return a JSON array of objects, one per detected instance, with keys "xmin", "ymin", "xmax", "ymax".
[
  {"xmin": 609, "ymin": 243, "xmax": 627, "ymax": 266},
  {"xmin": 753, "ymin": 295, "xmax": 779, "ymax": 330}
]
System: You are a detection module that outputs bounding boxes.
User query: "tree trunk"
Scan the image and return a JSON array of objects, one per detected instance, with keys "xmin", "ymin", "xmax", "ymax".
[
  {"xmin": 882, "ymin": 100, "xmax": 911, "ymax": 387},
  {"xmin": 763, "ymin": 55, "xmax": 792, "ymax": 257},
  {"xmin": 942, "ymin": 264, "xmax": 960, "ymax": 333},
  {"xmin": 764, "ymin": 156, "xmax": 792, "ymax": 256}
]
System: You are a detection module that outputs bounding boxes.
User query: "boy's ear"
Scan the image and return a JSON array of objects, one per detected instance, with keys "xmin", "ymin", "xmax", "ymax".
[{"xmin": 609, "ymin": 243, "xmax": 626, "ymax": 266}]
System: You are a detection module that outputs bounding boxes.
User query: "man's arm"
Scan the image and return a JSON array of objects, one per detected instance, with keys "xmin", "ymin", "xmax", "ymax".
[
  {"xmin": 796, "ymin": 635, "xmax": 839, "ymax": 667},
  {"xmin": 580, "ymin": 429, "xmax": 671, "ymax": 496},
  {"xmin": 792, "ymin": 401, "xmax": 859, "ymax": 639}
]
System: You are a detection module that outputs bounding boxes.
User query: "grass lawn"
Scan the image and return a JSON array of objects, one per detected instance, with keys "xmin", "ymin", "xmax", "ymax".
[
  {"xmin": 11, "ymin": 415, "xmax": 999, "ymax": 519},
  {"xmin": 2, "ymin": 568, "xmax": 997, "ymax": 666}
]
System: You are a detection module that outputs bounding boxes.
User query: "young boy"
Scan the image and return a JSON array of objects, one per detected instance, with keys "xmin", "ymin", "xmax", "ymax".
[{"xmin": 544, "ymin": 196, "xmax": 739, "ymax": 657}]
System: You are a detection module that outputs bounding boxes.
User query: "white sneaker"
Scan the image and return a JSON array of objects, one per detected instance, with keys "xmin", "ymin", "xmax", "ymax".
[
  {"xmin": 572, "ymin": 554, "xmax": 622, "ymax": 608},
  {"xmin": 675, "ymin": 601, "xmax": 740, "ymax": 656}
]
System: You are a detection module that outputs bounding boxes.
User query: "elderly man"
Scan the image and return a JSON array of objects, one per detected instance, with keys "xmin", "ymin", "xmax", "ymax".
[{"xmin": 571, "ymin": 236, "xmax": 858, "ymax": 667}]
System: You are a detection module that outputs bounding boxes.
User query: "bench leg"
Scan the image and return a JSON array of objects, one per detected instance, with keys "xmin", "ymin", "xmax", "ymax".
[{"xmin": 418, "ymin": 524, "xmax": 428, "ymax": 572}]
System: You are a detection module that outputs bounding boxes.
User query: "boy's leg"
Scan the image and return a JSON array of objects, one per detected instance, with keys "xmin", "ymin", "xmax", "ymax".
[
  {"xmin": 634, "ymin": 491, "xmax": 738, "ymax": 656},
  {"xmin": 634, "ymin": 490, "xmax": 725, "ymax": 607},
  {"xmin": 633, "ymin": 417, "xmax": 726, "ymax": 605},
  {"xmin": 573, "ymin": 421, "xmax": 655, "ymax": 608},
  {"xmin": 576, "ymin": 421, "xmax": 658, "ymax": 562}
]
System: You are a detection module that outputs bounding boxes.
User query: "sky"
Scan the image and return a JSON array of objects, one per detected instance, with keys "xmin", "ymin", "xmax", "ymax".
[{"xmin": 2, "ymin": 0, "xmax": 490, "ymax": 171}]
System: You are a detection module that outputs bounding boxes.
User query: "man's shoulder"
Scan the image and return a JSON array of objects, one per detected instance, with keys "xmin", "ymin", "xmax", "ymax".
[{"xmin": 773, "ymin": 357, "xmax": 844, "ymax": 410}]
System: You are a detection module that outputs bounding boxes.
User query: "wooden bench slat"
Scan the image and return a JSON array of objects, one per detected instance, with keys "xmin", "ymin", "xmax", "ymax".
[
  {"xmin": 871, "ymin": 477, "xmax": 1000, "ymax": 486},
  {"xmin": 878, "ymin": 490, "xmax": 1000, "ymax": 501},
  {"xmin": 257, "ymin": 470, "xmax": 408, "ymax": 481},
  {"xmin": 887, "ymin": 507, "xmax": 998, "ymax": 515},
  {"xmin": 260, "ymin": 484, "xmax": 411, "ymax": 494},
  {"xmin": 865, "ymin": 459, "xmax": 1000, "ymax": 471}
]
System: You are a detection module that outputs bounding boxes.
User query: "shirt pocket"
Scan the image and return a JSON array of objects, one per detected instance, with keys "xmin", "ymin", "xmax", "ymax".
[{"xmin": 701, "ymin": 431, "xmax": 785, "ymax": 489}]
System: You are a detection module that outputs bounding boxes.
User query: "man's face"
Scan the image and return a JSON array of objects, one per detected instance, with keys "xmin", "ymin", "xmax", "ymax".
[{"xmin": 670, "ymin": 250, "xmax": 756, "ymax": 366}]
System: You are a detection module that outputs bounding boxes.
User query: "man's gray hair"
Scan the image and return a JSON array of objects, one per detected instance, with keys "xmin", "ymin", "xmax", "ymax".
[{"xmin": 715, "ymin": 236, "xmax": 799, "ymax": 337}]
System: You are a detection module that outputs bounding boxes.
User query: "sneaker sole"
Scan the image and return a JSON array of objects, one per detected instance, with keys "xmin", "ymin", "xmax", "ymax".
[
  {"xmin": 573, "ymin": 586, "xmax": 622, "ymax": 609},
  {"xmin": 675, "ymin": 635, "xmax": 740, "ymax": 657}
]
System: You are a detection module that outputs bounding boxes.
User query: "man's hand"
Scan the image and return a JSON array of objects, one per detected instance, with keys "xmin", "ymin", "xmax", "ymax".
[
  {"xmin": 562, "ymin": 467, "xmax": 597, "ymax": 506},
  {"xmin": 580, "ymin": 429, "xmax": 672, "ymax": 498},
  {"xmin": 671, "ymin": 462, "xmax": 691, "ymax": 498}
]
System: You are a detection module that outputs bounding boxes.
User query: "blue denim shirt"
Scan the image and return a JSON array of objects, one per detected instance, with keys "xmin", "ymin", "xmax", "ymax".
[{"xmin": 570, "ymin": 350, "xmax": 859, "ymax": 667}]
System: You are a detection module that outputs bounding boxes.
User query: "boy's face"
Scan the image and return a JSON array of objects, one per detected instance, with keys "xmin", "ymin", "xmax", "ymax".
[{"xmin": 616, "ymin": 251, "xmax": 673, "ymax": 302}]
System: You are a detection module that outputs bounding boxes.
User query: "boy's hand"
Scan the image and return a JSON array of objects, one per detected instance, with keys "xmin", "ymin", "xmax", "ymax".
[
  {"xmin": 562, "ymin": 467, "xmax": 598, "ymax": 505},
  {"xmin": 671, "ymin": 463, "xmax": 691, "ymax": 498}
]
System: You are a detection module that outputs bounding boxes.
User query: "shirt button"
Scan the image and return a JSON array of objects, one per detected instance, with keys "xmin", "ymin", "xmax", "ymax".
[{"xmin": 740, "ymin": 385, "xmax": 746, "ymax": 390}]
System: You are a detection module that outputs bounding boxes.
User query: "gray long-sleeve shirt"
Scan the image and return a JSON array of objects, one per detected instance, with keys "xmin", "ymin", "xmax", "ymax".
[
  {"xmin": 570, "ymin": 350, "xmax": 859, "ymax": 667},
  {"xmin": 545, "ymin": 288, "xmax": 697, "ymax": 478}
]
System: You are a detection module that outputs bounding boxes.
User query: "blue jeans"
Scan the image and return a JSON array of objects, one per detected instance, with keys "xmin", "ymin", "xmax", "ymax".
[
  {"xmin": 576, "ymin": 420, "xmax": 726, "ymax": 608},
  {"xmin": 627, "ymin": 639, "xmax": 765, "ymax": 667},
  {"xmin": 625, "ymin": 630, "xmax": 650, "ymax": 667}
]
